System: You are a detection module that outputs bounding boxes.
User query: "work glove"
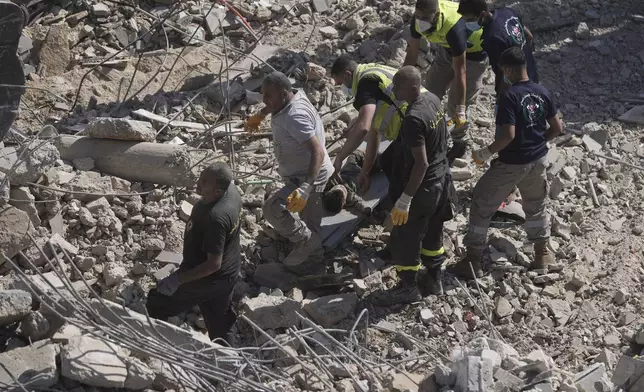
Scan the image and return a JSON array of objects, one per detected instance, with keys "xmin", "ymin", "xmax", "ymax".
[
  {"xmin": 455, "ymin": 104, "xmax": 467, "ymax": 127},
  {"xmin": 472, "ymin": 147, "xmax": 493, "ymax": 166},
  {"xmin": 157, "ymin": 273, "xmax": 180, "ymax": 296},
  {"xmin": 287, "ymin": 183, "xmax": 312, "ymax": 213},
  {"xmin": 244, "ymin": 113, "xmax": 266, "ymax": 133},
  {"xmin": 391, "ymin": 193, "xmax": 413, "ymax": 226}
]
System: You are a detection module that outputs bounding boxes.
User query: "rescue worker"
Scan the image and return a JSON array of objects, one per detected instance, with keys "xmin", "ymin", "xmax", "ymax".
[
  {"xmin": 403, "ymin": 0, "xmax": 488, "ymax": 139},
  {"xmin": 457, "ymin": 0, "xmax": 538, "ymax": 96},
  {"xmin": 146, "ymin": 162, "xmax": 241, "ymax": 342},
  {"xmin": 245, "ymin": 72, "xmax": 333, "ymax": 267},
  {"xmin": 371, "ymin": 66, "xmax": 453, "ymax": 305},
  {"xmin": 449, "ymin": 47, "xmax": 562, "ymax": 279}
]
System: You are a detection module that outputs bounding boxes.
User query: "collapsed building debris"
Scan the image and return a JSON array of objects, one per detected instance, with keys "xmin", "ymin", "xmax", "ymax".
[{"xmin": 0, "ymin": 0, "xmax": 643, "ymax": 391}]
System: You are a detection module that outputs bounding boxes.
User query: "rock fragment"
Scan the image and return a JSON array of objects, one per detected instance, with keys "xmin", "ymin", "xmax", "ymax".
[
  {"xmin": 61, "ymin": 336, "xmax": 129, "ymax": 388},
  {"xmin": 242, "ymin": 294, "xmax": 302, "ymax": 329},
  {"xmin": 0, "ymin": 340, "xmax": 58, "ymax": 391},
  {"xmin": 0, "ymin": 289, "xmax": 32, "ymax": 326},
  {"xmin": 85, "ymin": 118, "xmax": 157, "ymax": 142},
  {"xmin": 303, "ymin": 293, "xmax": 358, "ymax": 327}
]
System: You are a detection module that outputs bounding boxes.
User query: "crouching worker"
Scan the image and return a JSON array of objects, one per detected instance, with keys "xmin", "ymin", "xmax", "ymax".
[
  {"xmin": 449, "ymin": 47, "xmax": 563, "ymax": 279},
  {"xmin": 249, "ymin": 72, "xmax": 333, "ymax": 267},
  {"xmin": 371, "ymin": 66, "xmax": 453, "ymax": 306},
  {"xmin": 146, "ymin": 162, "xmax": 241, "ymax": 342}
]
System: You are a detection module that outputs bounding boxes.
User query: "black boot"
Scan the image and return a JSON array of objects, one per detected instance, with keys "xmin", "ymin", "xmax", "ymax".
[
  {"xmin": 420, "ymin": 254, "xmax": 445, "ymax": 296},
  {"xmin": 370, "ymin": 271, "xmax": 422, "ymax": 306},
  {"xmin": 447, "ymin": 140, "xmax": 468, "ymax": 166}
]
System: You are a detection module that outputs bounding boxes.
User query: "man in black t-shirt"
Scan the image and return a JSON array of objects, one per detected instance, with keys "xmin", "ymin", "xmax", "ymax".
[
  {"xmin": 449, "ymin": 47, "xmax": 562, "ymax": 280},
  {"xmin": 458, "ymin": 0, "xmax": 538, "ymax": 97},
  {"xmin": 370, "ymin": 66, "xmax": 454, "ymax": 306},
  {"xmin": 146, "ymin": 162, "xmax": 242, "ymax": 341}
]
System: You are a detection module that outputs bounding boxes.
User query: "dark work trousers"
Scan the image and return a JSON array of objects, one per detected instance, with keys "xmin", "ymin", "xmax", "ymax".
[
  {"xmin": 390, "ymin": 174, "xmax": 453, "ymax": 284},
  {"xmin": 146, "ymin": 275, "xmax": 237, "ymax": 342}
]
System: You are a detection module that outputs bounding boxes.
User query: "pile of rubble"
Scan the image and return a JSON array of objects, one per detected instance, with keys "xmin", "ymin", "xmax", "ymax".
[{"xmin": 1, "ymin": 0, "xmax": 644, "ymax": 390}]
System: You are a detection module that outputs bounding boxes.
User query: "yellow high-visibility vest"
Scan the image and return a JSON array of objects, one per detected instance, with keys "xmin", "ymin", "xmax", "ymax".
[
  {"xmin": 352, "ymin": 64, "xmax": 428, "ymax": 141},
  {"xmin": 418, "ymin": 0, "xmax": 484, "ymax": 54}
]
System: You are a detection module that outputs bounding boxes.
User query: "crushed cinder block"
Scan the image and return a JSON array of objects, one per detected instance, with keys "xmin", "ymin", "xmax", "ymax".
[
  {"xmin": 61, "ymin": 335, "xmax": 128, "ymax": 388},
  {"xmin": 85, "ymin": 118, "xmax": 157, "ymax": 142},
  {"xmin": 0, "ymin": 289, "xmax": 32, "ymax": 327},
  {"xmin": 574, "ymin": 363, "xmax": 614, "ymax": 392}
]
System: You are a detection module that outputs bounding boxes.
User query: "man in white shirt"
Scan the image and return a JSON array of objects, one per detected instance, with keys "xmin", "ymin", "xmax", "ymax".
[{"xmin": 246, "ymin": 72, "xmax": 333, "ymax": 267}]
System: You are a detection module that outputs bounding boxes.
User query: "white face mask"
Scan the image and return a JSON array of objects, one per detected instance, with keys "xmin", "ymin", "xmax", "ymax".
[
  {"xmin": 342, "ymin": 85, "xmax": 353, "ymax": 97},
  {"xmin": 465, "ymin": 21, "xmax": 482, "ymax": 31},
  {"xmin": 416, "ymin": 19, "xmax": 433, "ymax": 33}
]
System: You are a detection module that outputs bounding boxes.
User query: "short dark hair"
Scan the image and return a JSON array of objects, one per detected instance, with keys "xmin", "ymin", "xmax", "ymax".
[
  {"xmin": 262, "ymin": 71, "xmax": 291, "ymax": 92},
  {"xmin": 457, "ymin": 0, "xmax": 488, "ymax": 15},
  {"xmin": 322, "ymin": 188, "xmax": 345, "ymax": 214},
  {"xmin": 499, "ymin": 47, "xmax": 526, "ymax": 68},
  {"xmin": 331, "ymin": 55, "xmax": 357, "ymax": 77},
  {"xmin": 202, "ymin": 162, "xmax": 233, "ymax": 190},
  {"xmin": 415, "ymin": 0, "xmax": 439, "ymax": 12}
]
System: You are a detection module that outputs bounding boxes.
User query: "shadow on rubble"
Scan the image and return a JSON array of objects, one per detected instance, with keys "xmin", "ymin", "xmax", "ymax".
[{"xmin": 485, "ymin": 0, "xmax": 644, "ymax": 123}]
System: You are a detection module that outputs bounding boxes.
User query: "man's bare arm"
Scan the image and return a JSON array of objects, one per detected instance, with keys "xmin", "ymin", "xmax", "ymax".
[
  {"xmin": 334, "ymin": 104, "xmax": 376, "ymax": 164},
  {"xmin": 404, "ymin": 38, "xmax": 421, "ymax": 67},
  {"xmin": 303, "ymin": 135, "xmax": 325, "ymax": 185},
  {"xmin": 545, "ymin": 116, "xmax": 563, "ymax": 141},
  {"xmin": 178, "ymin": 253, "xmax": 222, "ymax": 284},
  {"xmin": 403, "ymin": 145, "xmax": 429, "ymax": 198},
  {"xmin": 488, "ymin": 124, "xmax": 515, "ymax": 153},
  {"xmin": 452, "ymin": 53, "xmax": 467, "ymax": 107}
]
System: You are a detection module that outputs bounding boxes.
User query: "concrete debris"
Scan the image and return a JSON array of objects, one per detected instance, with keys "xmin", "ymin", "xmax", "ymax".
[
  {"xmin": 303, "ymin": 293, "xmax": 358, "ymax": 327},
  {"xmin": 0, "ymin": 340, "xmax": 59, "ymax": 391},
  {"xmin": 61, "ymin": 335, "xmax": 128, "ymax": 388},
  {"xmin": 85, "ymin": 118, "xmax": 157, "ymax": 142},
  {"xmin": 0, "ymin": 289, "xmax": 32, "ymax": 327},
  {"xmin": 18, "ymin": 310, "xmax": 51, "ymax": 341},
  {"xmin": 0, "ymin": 0, "xmax": 642, "ymax": 390},
  {"xmin": 242, "ymin": 294, "xmax": 302, "ymax": 329}
]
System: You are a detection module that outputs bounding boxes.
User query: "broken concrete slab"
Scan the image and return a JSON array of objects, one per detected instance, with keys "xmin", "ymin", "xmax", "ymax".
[
  {"xmin": 61, "ymin": 335, "xmax": 128, "ymax": 388},
  {"xmin": 38, "ymin": 24, "xmax": 71, "ymax": 77},
  {"xmin": 155, "ymin": 250, "xmax": 183, "ymax": 265},
  {"xmin": 453, "ymin": 356, "xmax": 494, "ymax": 392},
  {"xmin": 0, "ymin": 340, "xmax": 59, "ymax": 391},
  {"xmin": 611, "ymin": 355, "xmax": 644, "ymax": 388},
  {"xmin": 0, "ymin": 289, "xmax": 32, "ymax": 326},
  {"xmin": 303, "ymin": 293, "xmax": 358, "ymax": 327},
  {"xmin": 574, "ymin": 363, "xmax": 614, "ymax": 392},
  {"xmin": 57, "ymin": 135, "xmax": 216, "ymax": 188},
  {"xmin": 242, "ymin": 294, "xmax": 303, "ymax": 329},
  {"xmin": 0, "ymin": 206, "xmax": 32, "ymax": 259},
  {"xmin": 9, "ymin": 186, "xmax": 41, "ymax": 227},
  {"xmin": 0, "ymin": 142, "xmax": 60, "ymax": 186},
  {"xmin": 85, "ymin": 118, "xmax": 157, "ymax": 142},
  {"xmin": 618, "ymin": 105, "xmax": 644, "ymax": 125}
]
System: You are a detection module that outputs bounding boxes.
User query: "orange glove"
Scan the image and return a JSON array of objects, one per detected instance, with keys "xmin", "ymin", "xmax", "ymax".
[{"xmin": 244, "ymin": 113, "xmax": 266, "ymax": 133}]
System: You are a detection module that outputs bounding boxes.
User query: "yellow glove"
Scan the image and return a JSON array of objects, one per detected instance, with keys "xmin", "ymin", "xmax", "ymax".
[
  {"xmin": 472, "ymin": 147, "xmax": 493, "ymax": 166},
  {"xmin": 286, "ymin": 183, "xmax": 312, "ymax": 213},
  {"xmin": 244, "ymin": 113, "xmax": 266, "ymax": 133},
  {"xmin": 391, "ymin": 193, "xmax": 412, "ymax": 226}
]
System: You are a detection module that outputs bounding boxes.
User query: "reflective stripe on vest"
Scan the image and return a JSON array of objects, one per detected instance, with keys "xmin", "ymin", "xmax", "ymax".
[
  {"xmin": 420, "ymin": 0, "xmax": 484, "ymax": 54},
  {"xmin": 352, "ymin": 64, "xmax": 427, "ymax": 141}
]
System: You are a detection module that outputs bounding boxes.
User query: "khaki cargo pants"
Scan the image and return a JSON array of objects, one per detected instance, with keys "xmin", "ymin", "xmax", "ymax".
[
  {"xmin": 426, "ymin": 46, "xmax": 488, "ymax": 140},
  {"xmin": 463, "ymin": 156, "xmax": 550, "ymax": 250}
]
